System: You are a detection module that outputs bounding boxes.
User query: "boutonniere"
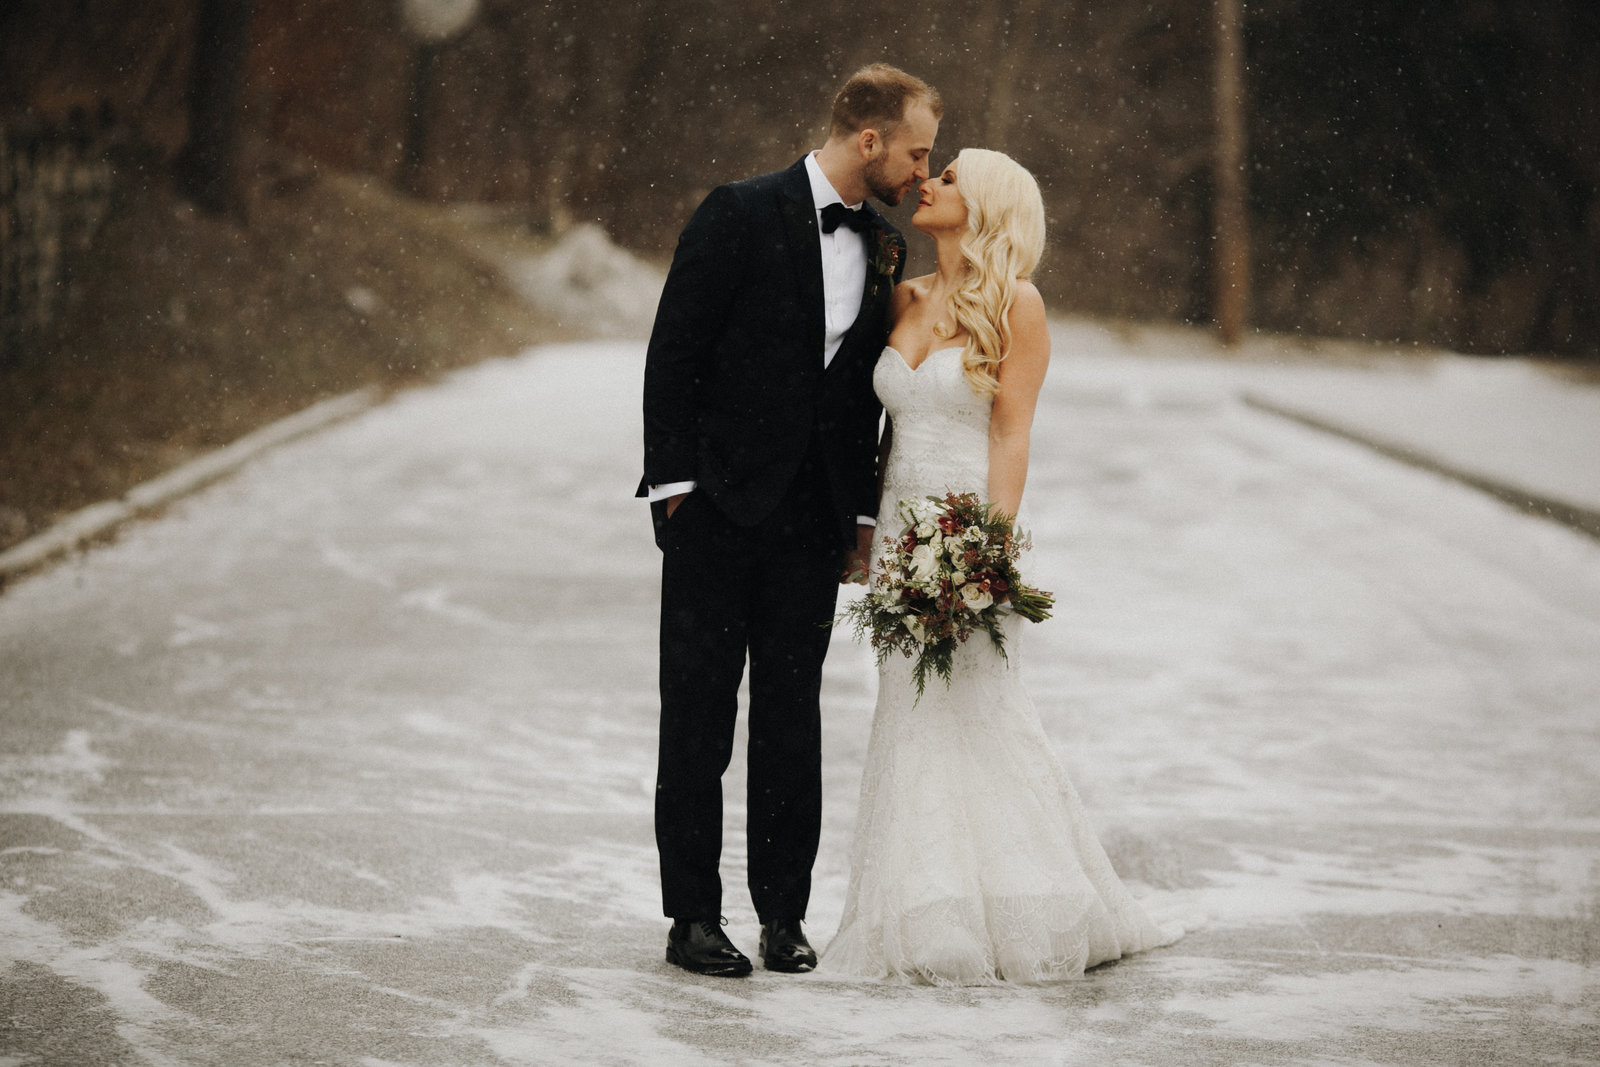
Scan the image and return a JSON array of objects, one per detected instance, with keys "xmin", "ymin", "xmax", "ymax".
[{"xmin": 869, "ymin": 230, "xmax": 901, "ymax": 281}]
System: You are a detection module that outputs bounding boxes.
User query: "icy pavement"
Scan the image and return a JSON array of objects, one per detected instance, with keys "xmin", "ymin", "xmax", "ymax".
[
  {"xmin": 1052, "ymin": 319, "xmax": 1600, "ymax": 530},
  {"xmin": 2, "ymin": 327, "xmax": 1599, "ymax": 1065}
]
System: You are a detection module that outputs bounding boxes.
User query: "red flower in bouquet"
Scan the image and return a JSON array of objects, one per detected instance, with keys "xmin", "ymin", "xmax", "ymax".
[{"xmin": 839, "ymin": 491, "xmax": 1054, "ymax": 698}]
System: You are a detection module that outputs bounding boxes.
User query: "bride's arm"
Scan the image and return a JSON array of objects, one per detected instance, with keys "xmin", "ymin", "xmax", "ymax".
[
  {"xmin": 870, "ymin": 281, "xmax": 912, "ymax": 517},
  {"xmin": 875, "ymin": 415, "xmax": 894, "ymax": 505},
  {"xmin": 986, "ymin": 283, "xmax": 1051, "ymax": 522},
  {"xmin": 843, "ymin": 282, "xmax": 915, "ymax": 584},
  {"xmin": 841, "ymin": 416, "xmax": 895, "ymax": 585}
]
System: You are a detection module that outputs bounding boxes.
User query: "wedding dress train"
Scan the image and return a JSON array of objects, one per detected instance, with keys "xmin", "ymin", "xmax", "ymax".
[{"xmin": 825, "ymin": 346, "xmax": 1182, "ymax": 985}]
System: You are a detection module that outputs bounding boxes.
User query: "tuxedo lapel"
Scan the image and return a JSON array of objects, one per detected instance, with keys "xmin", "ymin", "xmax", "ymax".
[
  {"xmin": 859, "ymin": 215, "xmax": 896, "ymax": 310},
  {"xmin": 778, "ymin": 160, "xmax": 826, "ymax": 360}
]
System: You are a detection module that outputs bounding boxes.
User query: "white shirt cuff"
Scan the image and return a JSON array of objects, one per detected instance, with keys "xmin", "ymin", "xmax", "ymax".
[
  {"xmin": 647, "ymin": 481, "xmax": 696, "ymax": 503},
  {"xmin": 650, "ymin": 483, "xmax": 872, "ymax": 528}
]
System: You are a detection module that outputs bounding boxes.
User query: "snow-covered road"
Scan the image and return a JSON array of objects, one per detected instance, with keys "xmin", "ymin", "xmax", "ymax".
[{"xmin": 2, "ymin": 328, "xmax": 1597, "ymax": 1065}]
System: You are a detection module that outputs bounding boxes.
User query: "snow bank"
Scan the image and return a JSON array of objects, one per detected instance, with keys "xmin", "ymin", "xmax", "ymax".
[{"xmin": 507, "ymin": 222, "xmax": 664, "ymax": 339}]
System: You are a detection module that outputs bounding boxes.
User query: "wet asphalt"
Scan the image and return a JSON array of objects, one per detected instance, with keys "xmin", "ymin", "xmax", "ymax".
[{"xmin": 2, "ymin": 335, "xmax": 1597, "ymax": 1065}]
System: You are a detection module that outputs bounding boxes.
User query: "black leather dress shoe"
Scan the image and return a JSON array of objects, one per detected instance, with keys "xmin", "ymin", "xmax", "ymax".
[
  {"xmin": 759, "ymin": 919, "xmax": 817, "ymax": 973},
  {"xmin": 666, "ymin": 918, "xmax": 752, "ymax": 977}
]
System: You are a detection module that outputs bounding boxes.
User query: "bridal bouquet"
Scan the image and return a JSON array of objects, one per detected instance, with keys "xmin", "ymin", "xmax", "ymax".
[{"xmin": 841, "ymin": 491, "xmax": 1054, "ymax": 697}]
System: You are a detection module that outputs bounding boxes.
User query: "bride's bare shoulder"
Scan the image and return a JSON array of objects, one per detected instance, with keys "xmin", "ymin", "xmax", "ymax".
[{"xmin": 892, "ymin": 273, "xmax": 934, "ymax": 315}]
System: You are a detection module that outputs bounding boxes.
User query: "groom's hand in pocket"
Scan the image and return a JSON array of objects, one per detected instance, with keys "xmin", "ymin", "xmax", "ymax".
[
  {"xmin": 841, "ymin": 524, "xmax": 874, "ymax": 584},
  {"xmin": 665, "ymin": 493, "xmax": 689, "ymax": 519}
]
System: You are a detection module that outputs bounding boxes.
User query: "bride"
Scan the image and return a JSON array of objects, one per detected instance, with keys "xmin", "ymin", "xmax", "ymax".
[{"xmin": 825, "ymin": 148, "xmax": 1182, "ymax": 984}]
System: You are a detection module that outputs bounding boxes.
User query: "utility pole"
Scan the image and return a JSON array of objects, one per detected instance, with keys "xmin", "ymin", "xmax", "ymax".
[
  {"xmin": 175, "ymin": 0, "xmax": 256, "ymax": 216},
  {"xmin": 1213, "ymin": 0, "xmax": 1250, "ymax": 345},
  {"xmin": 397, "ymin": 0, "xmax": 479, "ymax": 197}
]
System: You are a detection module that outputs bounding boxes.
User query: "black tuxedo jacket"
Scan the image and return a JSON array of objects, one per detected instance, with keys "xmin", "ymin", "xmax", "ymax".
[{"xmin": 638, "ymin": 157, "xmax": 906, "ymax": 548}]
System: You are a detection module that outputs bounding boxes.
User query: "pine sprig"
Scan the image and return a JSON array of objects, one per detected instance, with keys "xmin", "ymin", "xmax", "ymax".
[{"xmin": 838, "ymin": 492, "xmax": 1055, "ymax": 699}]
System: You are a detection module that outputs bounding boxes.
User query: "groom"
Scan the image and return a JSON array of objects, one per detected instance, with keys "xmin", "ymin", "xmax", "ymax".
[{"xmin": 639, "ymin": 64, "xmax": 942, "ymax": 976}]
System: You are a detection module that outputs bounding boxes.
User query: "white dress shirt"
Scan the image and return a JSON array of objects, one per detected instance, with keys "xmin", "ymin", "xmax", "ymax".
[{"xmin": 803, "ymin": 150, "xmax": 870, "ymax": 369}]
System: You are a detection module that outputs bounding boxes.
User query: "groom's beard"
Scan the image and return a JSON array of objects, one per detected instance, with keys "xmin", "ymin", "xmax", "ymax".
[{"xmin": 864, "ymin": 156, "xmax": 910, "ymax": 206}]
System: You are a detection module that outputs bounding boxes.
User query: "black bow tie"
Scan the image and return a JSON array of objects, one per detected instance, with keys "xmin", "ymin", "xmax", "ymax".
[{"xmin": 820, "ymin": 202, "xmax": 873, "ymax": 234}]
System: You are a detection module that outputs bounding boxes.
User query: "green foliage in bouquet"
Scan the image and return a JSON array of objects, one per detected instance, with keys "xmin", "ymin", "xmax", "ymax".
[{"xmin": 840, "ymin": 491, "xmax": 1055, "ymax": 698}]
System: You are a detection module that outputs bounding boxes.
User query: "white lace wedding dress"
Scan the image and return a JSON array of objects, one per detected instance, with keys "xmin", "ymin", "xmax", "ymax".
[{"xmin": 824, "ymin": 346, "xmax": 1183, "ymax": 985}]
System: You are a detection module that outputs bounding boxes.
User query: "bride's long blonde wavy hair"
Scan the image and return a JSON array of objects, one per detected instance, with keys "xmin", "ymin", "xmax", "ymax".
[{"xmin": 935, "ymin": 149, "xmax": 1046, "ymax": 397}]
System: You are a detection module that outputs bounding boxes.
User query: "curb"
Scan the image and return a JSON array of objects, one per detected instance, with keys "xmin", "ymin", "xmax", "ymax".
[
  {"xmin": 0, "ymin": 387, "xmax": 381, "ymax": 586},
  {"xmin": 1242, "ymin": 391, "xmax": 1600, "ymax": 543}
]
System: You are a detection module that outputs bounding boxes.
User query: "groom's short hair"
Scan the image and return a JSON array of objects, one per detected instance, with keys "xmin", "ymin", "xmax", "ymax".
[{"xmin": 829, "ymin": 64, "xmax": 943, "ymax": 139}]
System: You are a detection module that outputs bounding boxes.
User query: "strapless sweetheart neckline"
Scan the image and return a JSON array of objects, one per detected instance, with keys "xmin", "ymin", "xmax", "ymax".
[{"xmin": 885, "ymin": 345, "xmax": 963, "ymax": 373}]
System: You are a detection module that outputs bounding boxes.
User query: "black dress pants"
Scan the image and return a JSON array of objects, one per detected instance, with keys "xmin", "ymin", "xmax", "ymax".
[{"xmin": 654, "ymin": 459, "xmax": 842, "ymax": 923}]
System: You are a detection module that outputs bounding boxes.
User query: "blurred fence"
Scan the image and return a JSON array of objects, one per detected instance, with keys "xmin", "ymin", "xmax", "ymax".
[{"xmin": 0, "ymin": 112, "xmax": 118, "ymax": 365}]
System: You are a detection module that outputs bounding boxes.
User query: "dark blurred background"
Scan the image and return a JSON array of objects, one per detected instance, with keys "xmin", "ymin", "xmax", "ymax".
[
  {"xmin": 6, "ymin": 0, "xmax": 1598, "ymax": 356},
  {"xmin": 1, "ymin": 0, "xmax": 1597, "ymax": 554}
]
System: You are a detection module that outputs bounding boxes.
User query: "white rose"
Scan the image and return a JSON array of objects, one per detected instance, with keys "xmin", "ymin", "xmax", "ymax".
[
  {"xmin": 904, "ymin": 616, "xmax": 928, "ymax": 644},
  {"xmin": 907, "ymin": 544, "xmax": 939, "ymax": 581},
  {"xmin": 914, "ymin": 522, "xmax": 937, "ymax": 539},
  {"xmin": 959, "ymin": 584, "xmax": 994, "ymax": 613}
]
